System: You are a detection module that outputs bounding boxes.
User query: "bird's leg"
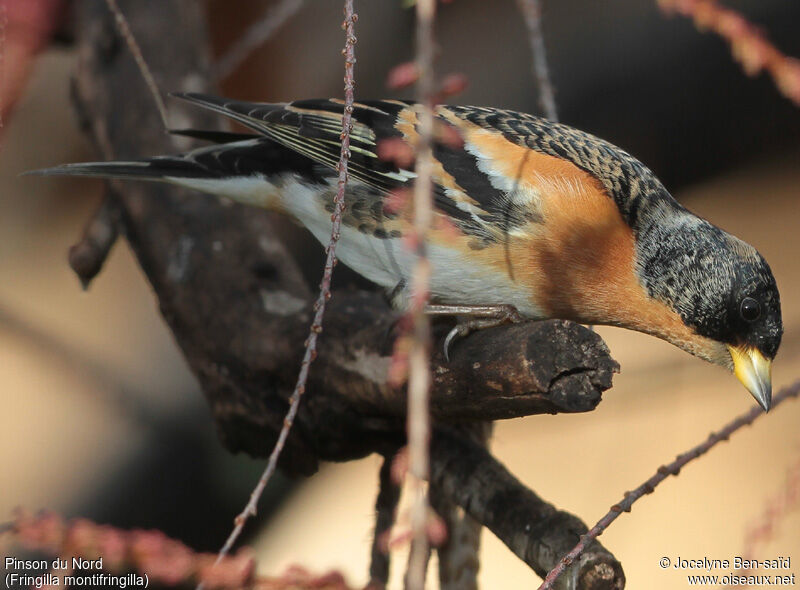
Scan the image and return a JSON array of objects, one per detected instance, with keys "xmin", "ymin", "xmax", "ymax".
[{"xmin": 426, "ymin": 304, "xmax": 523, "ymax": 361}]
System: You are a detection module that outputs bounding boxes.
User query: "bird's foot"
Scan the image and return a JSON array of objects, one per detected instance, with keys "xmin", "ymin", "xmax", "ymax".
[{"xmin": 425, "ymin": 304, "xmax": 523, "ymax": 361}]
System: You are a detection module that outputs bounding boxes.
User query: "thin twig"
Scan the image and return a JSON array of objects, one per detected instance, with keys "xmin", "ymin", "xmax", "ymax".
[
  {"xmin": 207, "ymin": 0, "xmax": 357, "ymax": 572},
  {"xmin": 515, "ymin": 0, "xmax": 558, "ymax": 121},
  {"xmin": 405, "ymin": 0, "xmax": 436, "ymax": 588},
  {"xmin": 213, "ymin": 0, "xmax": 304, "ymax": 81},
  {"xmin": 658, "ymin": 0, "xmax": 800, "ymax": 106},
  {"xmin": 539, "ymin": 378, "xmax": 800, "ymax": 590},
  {"xmin": 405, "ymin": 541, "xmax": 433, "ymax": 590},
  {"xmin": 103, "ymin": 0, "xmax": 169, "ymax": 129}
]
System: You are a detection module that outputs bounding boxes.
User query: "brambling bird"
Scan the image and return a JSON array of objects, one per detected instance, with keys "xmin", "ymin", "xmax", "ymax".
[{"xmin": 31, "ymin": 94, "xmax": 782, "ymax": 410}]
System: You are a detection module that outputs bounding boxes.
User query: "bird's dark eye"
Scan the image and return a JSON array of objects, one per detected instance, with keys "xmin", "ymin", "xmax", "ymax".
[{"xmin": 740, "ymin": 297, "xmax": 761, "ymax": 322}]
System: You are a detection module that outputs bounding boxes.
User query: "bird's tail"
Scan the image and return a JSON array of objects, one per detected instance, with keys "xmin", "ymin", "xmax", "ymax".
[
  {"xmin": 23, "ymin": 132, "xmax": 330, "ymax": 211},
  {"xmin": 25, "ymin": 130, "xmax": 257, "ymax": 182},
  {"xmin": 25, "ymin": 157, "xmax": 204, "ymax": 182}
]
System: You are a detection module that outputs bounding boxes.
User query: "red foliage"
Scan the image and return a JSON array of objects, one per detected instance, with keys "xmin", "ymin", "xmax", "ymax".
[
  {"xmin": 377, "ymin": 138, "xmax": 416, "ymax": 169},
  {"xmin": 658, "ymin": 0, "xmax": 800, "ymax": 106},
  {"xmin": 9, "ymin": 509, "xmax": 254, "ymax": 589},
  {"xmin": 5, "ymin": 510, "xmax": 358, "ymax": 589},
  {"xmin": 256, "ymin": 566, "xmax": 352, "ymax": 590},
  {"xmin": 386, "ymin": 62, "xmax": 419, "ymax": 90},
  {"xmin": 1, "ymin": 0, "xmax": 67, "ymax": 129},
  {"xmin": 435, "ymin": 72, "xmax": 469, "ymax": 100}
]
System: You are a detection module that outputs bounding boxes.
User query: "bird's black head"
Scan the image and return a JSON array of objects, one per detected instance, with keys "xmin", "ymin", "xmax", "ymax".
[
  {"xmin": 634, "ymin": 198, "xmax": 782, "ymax": 410},
  {"xmin": 723, "ymin": 256, "xmax": 782, "ymax": 359}
]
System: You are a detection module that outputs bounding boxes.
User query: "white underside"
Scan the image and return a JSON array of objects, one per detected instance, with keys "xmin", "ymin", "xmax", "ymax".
[{"xmin": 167, "ymin": 174, "xmax": 542, "ymax": 316}]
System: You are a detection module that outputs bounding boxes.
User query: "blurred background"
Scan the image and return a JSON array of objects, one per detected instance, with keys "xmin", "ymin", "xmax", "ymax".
[{"xmin": 2, "ymin": 0, "xmax": 800, "ymax": 588}]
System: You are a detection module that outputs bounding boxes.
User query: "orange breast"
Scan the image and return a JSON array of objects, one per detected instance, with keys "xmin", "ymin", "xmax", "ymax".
[{"xmin": 450, "ymin": 119, "xmax": 724, "ymax": 360}]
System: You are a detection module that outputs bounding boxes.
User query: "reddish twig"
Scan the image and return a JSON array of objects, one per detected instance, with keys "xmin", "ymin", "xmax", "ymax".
[
  {"xmin": 539, "ymin": 378, "xmax": 800, "ymax": 590},
  {"xmin": 405, "ymin": 542, "xmax": 433, "ymax": 590},
  {"xmin": 207, "ymin": 0, "xmax": 357, "ymax": 572},
  {"xmin": 658, "ymin": 0, "xmax": 800, "ymax": 106},
  {"xmin": 515, "ymin": 0, "xmax": 558, "ymax": 121},
  {"xmin": 213, "ymin": 0, "xmax": 303, "ymax": 81},
  {"xmin": 405, "ymin": 0, "xmax": 436, "ymax": 588},
  {"xmin": 103, "ymin": 0, "xmax": 169, "ymax": 128},
  {"xmin": 0, "ymin": 1, "xmax": 7, "ymax": 140}
]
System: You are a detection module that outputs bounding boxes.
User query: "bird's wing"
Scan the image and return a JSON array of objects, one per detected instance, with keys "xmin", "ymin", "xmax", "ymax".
[
  {"xmin": 172, "ymin": 94, "xmax": 414, "ymax": 195},
  {"xmin": 173, "ymin": 94, "xmax": 550, "ymax": 245},
  {"xmin": 441, "ymin": 105, "xmax": 668, "ymax": 226}
]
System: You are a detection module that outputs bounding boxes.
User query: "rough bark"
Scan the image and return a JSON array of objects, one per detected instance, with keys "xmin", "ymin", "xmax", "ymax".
[
  {"xmin": 431, "ymin": 428, "xmax": 625, "ymax": 590},
  {"xmin": 430, "ymin": 422, "xmax": 493, "ymax": 590},
  {"xmin": 367, "ymin": 457, "xmax": 401, "ymax": 589}
]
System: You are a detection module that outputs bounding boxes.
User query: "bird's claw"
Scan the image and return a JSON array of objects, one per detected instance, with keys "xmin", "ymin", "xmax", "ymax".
[
  {"xmin": 434, "ymin": 304, "xmax": 523, "ymax": 362},
  {"xmin": 443, "ymin": 324, "xmax": 472, "ymax": 362}
]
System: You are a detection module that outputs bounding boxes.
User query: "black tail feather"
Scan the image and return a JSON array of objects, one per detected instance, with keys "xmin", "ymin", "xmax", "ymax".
[
  {"xmin": 25, "ymin": 136, "xmax": 334, "ymax": 184},
  {"xmin": 24, "ymin": 160, "xmax": 178, "ymax": 180},
  {"xmin": 169, "ymin": 128, "xmax": 257, "ymax": 143}
]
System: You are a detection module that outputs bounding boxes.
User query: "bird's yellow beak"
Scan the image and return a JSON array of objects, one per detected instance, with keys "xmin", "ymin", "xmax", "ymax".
[{"xmin": 727, "ymin": 345, "xmax": 772, "ymax": 411}]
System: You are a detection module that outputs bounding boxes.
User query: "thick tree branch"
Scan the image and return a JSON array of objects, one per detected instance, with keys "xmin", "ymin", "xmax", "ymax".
[
  {"xmin": 367, "ymin": 456, "xmax": 401, "ymax": 589},
  {"xmin": 430, "ymin": 422, "xmax": 492, "ymax": 590},
  {"xmin": 72, "ymin": 0, "xmax": 618, "ymax": 472},
  {"xmin": 431, "ymin": 428, "xmax": 625, "ymax": 590}
]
